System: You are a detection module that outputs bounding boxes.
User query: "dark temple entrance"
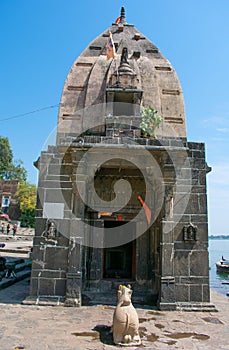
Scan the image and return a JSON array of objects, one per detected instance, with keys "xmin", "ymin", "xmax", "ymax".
[{"xmin": 103, "ymin": 221, "xmax": 136, "ymax": 279}]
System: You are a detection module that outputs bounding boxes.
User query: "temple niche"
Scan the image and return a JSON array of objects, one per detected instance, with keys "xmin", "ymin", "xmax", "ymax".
[{"xmin": 25, "ymin": 7, "xmax": 213, "ymax": 311}]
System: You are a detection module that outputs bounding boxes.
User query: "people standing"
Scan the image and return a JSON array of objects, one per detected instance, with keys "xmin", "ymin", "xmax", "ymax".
[
  {"xmin": 5, "ymin": 266, "xmax": 16, "ymax": 278},
  {"xmin": 6, "ymin": 223, "xmax": 10, "ymax": 235},
  {"xmin": 1, "ymin": 223, "xmax": 4, "ymax": 234},
  {"xmin": 12, "ymin": 224, "xmax": 17, "ymax": 236}
]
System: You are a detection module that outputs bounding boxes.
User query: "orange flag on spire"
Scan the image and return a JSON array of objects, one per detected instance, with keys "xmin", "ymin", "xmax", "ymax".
[
  {"xmin": 106, "ymin": 31, "xmax": 115, "ymax": 60},
  {"xmin": 137, "ymin": 195, "xmax": 152, "ymax": 225},
  {"xmin": 115, "ymin": 16, "xmax": 121, "ymax": 24}
]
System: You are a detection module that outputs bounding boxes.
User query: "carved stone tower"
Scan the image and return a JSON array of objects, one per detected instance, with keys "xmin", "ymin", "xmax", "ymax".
[{"xmin": 26, "ymin": 7, "xmax": 213, "ymax": 311}]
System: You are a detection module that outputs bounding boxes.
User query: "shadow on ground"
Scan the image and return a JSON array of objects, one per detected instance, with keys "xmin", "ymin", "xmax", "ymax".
[{"xmin": 93, "ymin": 325, "xmax": 113, "ymax": 345}]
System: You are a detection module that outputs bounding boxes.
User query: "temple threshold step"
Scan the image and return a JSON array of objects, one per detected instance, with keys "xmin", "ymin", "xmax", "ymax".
[
  {"xmin": 82, "ymin": 291, "xmax": 157, "ymax": 307},
  {"xmin": 176, "ymin": 303, "xmax": 217, "ymax": 312}
]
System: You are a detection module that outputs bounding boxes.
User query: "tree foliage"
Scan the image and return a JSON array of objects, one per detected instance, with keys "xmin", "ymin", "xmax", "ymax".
[
  {"xmin": 140, "ymin": 107, "xmax": 163, "ymax": 138},
  {"xmin": 0, "ymin": 136, "xmax": 27, "ymax": 181},
  {"xmin": 0, "ymin": 136, "xmax": 36, "ymax": 227},
  {"xmin": 0, "ymin": 136, "xmax": 13, "ymax": 178},
  {"xmin": 15, "ymin": 182, "xmax": 37, "ymax": 227}
]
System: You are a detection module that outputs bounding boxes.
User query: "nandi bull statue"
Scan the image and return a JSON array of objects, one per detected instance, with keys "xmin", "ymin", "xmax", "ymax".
[{"xmin": 113, "ymin": 285, "xmax": 141, "ymax": 346}]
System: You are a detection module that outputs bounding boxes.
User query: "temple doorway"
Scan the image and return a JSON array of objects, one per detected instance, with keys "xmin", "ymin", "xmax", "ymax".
[{"xmin": 103, "ymin": 220, "xmax": 136, "ymax": 279}]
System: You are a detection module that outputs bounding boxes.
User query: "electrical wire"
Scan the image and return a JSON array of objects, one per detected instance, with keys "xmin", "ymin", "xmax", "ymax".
[{"xmin": 0, "ymin": 104, "xmax": 60, "ymax": 122}]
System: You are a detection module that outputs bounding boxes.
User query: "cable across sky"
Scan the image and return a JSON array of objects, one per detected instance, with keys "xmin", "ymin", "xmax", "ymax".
[{"xmin": 0, "ymin": 104, "xmax": 59, "ymax": 122}]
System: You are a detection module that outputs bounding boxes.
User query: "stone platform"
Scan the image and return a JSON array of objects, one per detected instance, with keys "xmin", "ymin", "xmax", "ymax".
[{"xmin": 0, "ymin": 279, "xmax": 228, "ymax": 350}]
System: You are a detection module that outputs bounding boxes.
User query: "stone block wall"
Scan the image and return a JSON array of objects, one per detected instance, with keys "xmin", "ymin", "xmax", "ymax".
[
  {"xmin": 29, "ymin": 139, "xmax": 210, "ymax": 309},
  {"xmin": 29, "ymin": 146, "xmax": 72, "ymax": 302},
  {"xmin": 161, "ymin": 142, "xmax": 210, "ymax": 304},
  {"xmin": 29, "ymin": 236, "xmax": 69, "ymax": 300}
]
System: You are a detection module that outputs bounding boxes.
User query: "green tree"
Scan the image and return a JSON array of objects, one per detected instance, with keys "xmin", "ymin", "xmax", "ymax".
[
  {"xmin": 0, "ymin": 136, "xmax": 27, "ymax": 181},
  {"xmin": 4, "ymin": 159, "xmax": 27, "ymax": 181},
  {"xmin": 0, "ymin": 136, "xmax": 13, "ymax": 178},
  {"xmin": 140, "ymin": 107, "xmax": 163, "ymax": 138},
  {"xmin": 15, "ymin": 181, "xmax": 37, "ymax": 227}
]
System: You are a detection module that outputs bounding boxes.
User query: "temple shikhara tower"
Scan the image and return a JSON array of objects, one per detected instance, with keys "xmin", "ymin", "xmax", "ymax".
[{"xmin": 26, "ymin": 8, "xmax": 213, "ymax": 310}]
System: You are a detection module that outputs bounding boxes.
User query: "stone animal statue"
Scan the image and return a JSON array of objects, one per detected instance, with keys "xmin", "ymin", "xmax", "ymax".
[{"xmin": 113, "ymin": 285, "xmax": 141, "ymax": 346}]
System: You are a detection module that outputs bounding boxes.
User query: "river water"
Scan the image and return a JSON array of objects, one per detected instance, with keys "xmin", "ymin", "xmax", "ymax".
[{"xmin": 209, "ymin": 239, "xmax": 229, "ymax": 296}]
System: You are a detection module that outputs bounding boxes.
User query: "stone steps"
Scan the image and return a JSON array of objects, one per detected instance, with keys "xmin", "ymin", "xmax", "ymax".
[
  {"xmin": 0, "ymin": 269, "xmax": 31, "ymax": 290},
  {"xmin": 176, "ymin": 302, "xmax": 218, "ymax": 312},
  {"xmin": 82, "ymin": 291, "xmax": 117, "ymax": 306},
  {"xmin": 0, "ymin": 258, "xmax": 31, "ymax": 290},
  {"xmin": 23, "ymin": 296, "xmax": 65, "ymax": 306},
  {"xmin": 0, "ymin": 248, "xmax": 31, "ymax": 254},
  {"xmin": 82, "ymin": 290, "xmax": 156, "ymax": 307},
  {"xmin": 82, "ymin": 280, "xmax": 158, "ymax": 306}
]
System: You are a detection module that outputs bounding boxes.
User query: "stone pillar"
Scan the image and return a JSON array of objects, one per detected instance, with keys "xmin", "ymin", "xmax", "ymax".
[
  {"xmin": 64, "ymin": 158, "xmax": 87, "ymax": 306},
  {"xmin": 156, "ymin": 153, "xmax": 176, "ymax": 310},
  {"xmin": 87, "ymin": 216, "xmax": 104, "ymax": 288},
  {"xmin": 65, "ymin": 236, "xmax": 82, "ymax": 307},
  {"xmin": 158, "ymin": 179, "xmax": 176, "ymax": 310},
  {"xmin": 158, "ymin": 220, "xmax": 176, "ymax": 310},
  {"xmin": 135, "ymin": 220, "xmax": 148, "ymax": 282}
]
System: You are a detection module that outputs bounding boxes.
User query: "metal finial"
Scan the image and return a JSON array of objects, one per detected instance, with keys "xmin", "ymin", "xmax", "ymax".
[
  {"xmin": 121, "ymin": 6, "xmax": 125, "ymax": 18},
  {"xmin": 120, "ymin": 6, "xmax": 126, "ymax": 24}
]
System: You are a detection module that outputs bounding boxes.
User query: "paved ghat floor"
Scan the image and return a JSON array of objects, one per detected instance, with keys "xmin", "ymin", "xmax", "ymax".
[{"xmin": 0, "ymin": 279, "xmax": 228, "ymax": 350}]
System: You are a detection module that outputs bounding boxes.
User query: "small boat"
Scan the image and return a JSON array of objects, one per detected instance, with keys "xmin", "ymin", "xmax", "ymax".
[{"xmin": 216, "ymin": 258, "xmax": 229, "ymax": 272}]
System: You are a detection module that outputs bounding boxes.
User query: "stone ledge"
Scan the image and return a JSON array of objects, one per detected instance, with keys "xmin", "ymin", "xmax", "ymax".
[
  {"xmin": 176, "ymin": 302, "xmax": 217, "ymax": 312},
  {"xmin": 22, "ymin": 296, "xmax": 65, "ymax": 306},
  {"xmin": 158, "ymin": 302, "xmax": 176, "ymax": 311}
]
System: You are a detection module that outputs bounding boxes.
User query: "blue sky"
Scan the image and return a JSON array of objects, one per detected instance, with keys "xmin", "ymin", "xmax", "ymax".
[{"xmin": 0, "ymin": 0, "xmax": 228, "ymax": 235}]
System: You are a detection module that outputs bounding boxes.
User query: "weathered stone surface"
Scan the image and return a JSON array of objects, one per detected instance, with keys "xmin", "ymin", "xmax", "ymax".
[
  {"xmin": 160, "ymin": 278, "xmax": 175, "ymax": 303},
  {"xmin": 38, "ymin": 278, "xmax": 55, "ymax": 295},
  {"xmin": 44, "ymin": 247, "xmax": 68, "ymax": 270},
  {"xmin": 29, "ymin": 277, "xmax": 38, "ymax": 296},
  {"xmin": 190, "ymin": 251, "xmax": 209, "ymax": 276},
  {"xmin": 161, "ymin": 243, "xmax": 174, "ymax": 276},
  {"xmin": 55, "ymin": 278, "xmax": 67, "ymax": 296},
  {"xmin": 136, "ymin": 232, "xmax": 149, "ymax": 280},
  {"xmin": 190, "ymin": 284, "xmax": 203, "ymax": 302},
  {"xmin": 175, "ymin": 284, "xmax": 189, "ymax": 302},
  {"xmin": 203, "ymin": 284, "xmax": 210, "ymax": 302},
  {"xmin": 58, "ymin": 24, "xmax": 186, "ymax": 138},
  {"xmin": 174, "ymin": 251, "xmax": 190, "ymax": 276},
  {"xmin": 31, "ymin": 270, "xmax": 66, "ymax": 279}
]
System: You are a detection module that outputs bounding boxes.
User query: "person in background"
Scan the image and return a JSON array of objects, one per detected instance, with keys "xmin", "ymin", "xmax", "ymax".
[
  {"xmin": 1, "ymin": 223, "xmax": 4, "ymax": 234},
  {"xmin": 5, "ymin": 266, "xmax": 16, "ymax": 278},
  {"xmin": 6, "ymin": 223, "xmax": 10, "ymax": 235},
  {"xmin": 12, "ymin": 224, "xmax": 17, "ymax": 236}
]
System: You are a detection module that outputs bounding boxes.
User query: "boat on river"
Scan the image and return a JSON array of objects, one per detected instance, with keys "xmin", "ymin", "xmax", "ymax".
[{"xmin": 216, "ymin": 258, "xmax": 229, "ymax": 272}]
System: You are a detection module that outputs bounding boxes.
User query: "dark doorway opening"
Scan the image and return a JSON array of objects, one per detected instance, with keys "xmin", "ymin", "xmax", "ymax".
[{"xmin": 103, "ymin": 221, "xmax": 136, "ymax": 279}]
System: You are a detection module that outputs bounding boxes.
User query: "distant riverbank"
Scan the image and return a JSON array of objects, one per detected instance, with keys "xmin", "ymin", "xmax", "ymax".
[{"xmin": 209, "ymin": 235, "xmax": 229, "ymax": 240}]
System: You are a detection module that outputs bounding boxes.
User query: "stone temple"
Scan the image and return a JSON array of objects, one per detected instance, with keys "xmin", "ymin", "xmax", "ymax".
[{"xmin": 27, "ymin": 8, "xmax": 212, "ymax": 310}]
